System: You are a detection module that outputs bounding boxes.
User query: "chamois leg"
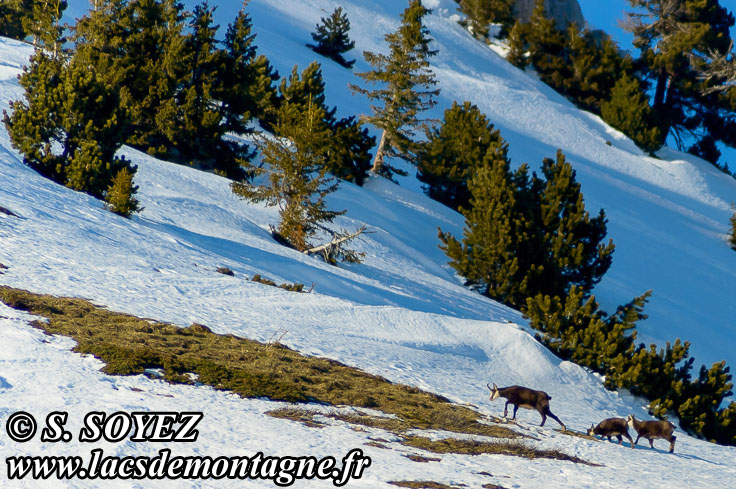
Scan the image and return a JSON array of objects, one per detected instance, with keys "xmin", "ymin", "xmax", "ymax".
[
  {"xmin": 544, "ymin": 408, "xmax": 566, "ymax": 431},
  {"xmin": 634, "ymin": 434, "xmax": 642, "ymax": 446},
  {"xmin": 669, "ymin": 436, "xmax": 676, "ymax": 453},
  {"xmin": 616, "ymin": 434, "xmax": 622, "ymax": 445},
  {"xmin": 623, "ymin": 432, "xmax": 634, "ymax": 449},
  {"xmin": 512, "ymin": 405, "xmax": 519, "ymax": 420},
  {"xmin": 648, "ymin": 438, "xmax": 654, "ymax": 449},
  {"xmin": 503, "ymin": 401, "xmax": 511, "ymax": 418}
]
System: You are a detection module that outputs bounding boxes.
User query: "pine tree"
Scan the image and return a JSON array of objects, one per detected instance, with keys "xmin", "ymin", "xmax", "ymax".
[
  {"xmin": 219, "ymin": 4, "xmax": 279, "ymax": 134},
  {"xmin": 308, "ymin": 6, "xmax": 355, "ymax": 68},
  {"xmin": 23, "ymin": 0, "xmax": 67, "ymax": 56},
  {"xmin": 416, "ymin": 101, "xmax": 508, "ymax": 211},
  {"xmin": 438, "ymin": 149, "xmax": 532, "ymax": 305},
  {"xmin": 106, "ymin": 166, "xmax": 141, "ymax": 217},
  {"xmin": 458, "ymin": 0, "xmax": 514, "ymax": 39},
  {"xmin": 351, "ymin": 0, "xmax": 440, "ymax": 180},
  {"xmin": 3, "ymin": 49, "xmax": 135, "ymax": 201},
  {"xmin": 729, "ymin": 211, "xmax": 736, "ymax": 250},
  {"xmin": 0, "ymin": 0, "xmax": 32, "ymax": 40},
  {"xmin": 601, "ymin": 74, "xmax": 662, "ymax": 153},
  {"xmin": 525, "ymin": 0, "xmax": 569, "ymax": 90},
  {"xmin": 505, "ymin": 21, "xmax": 528, "ymax": 68},
  {"xmin": 278, "ymin": 62, "xmax": 374, "ymax": 186},
  {"xmin": 231, "ymin": 81, "xmax": 343, "ymax": 252},
  {"xmin": 624, "ymin": 0, "xmax": 736, "ymax": 157},
  {"xmin": 537, "ymin": 150, "xmax": 615, "ymax": 298}
]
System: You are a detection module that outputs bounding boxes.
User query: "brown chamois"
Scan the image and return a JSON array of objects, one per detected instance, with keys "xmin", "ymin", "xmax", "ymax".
[
  {"xmin": 587, "ymin": 418, "xmax": 634, "ymax": 448},
  {"xmin": 626, "ymin": 415, "xmax": 677, "ymax": 453},
  {"xmin": 487, "ymin": 383, "xmax": 566, "ymax": 431}
]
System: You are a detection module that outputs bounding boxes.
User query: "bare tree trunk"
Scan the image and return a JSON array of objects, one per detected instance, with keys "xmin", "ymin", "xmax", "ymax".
[{"xmin": 371, "ymin": 130, "xmax": 387, "ymax": 174}]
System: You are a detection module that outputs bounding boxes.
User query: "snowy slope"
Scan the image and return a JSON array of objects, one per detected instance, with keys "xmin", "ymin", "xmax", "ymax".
[{"xmin": 1, "ymin": 0, "xmax": 736, "ymax": 487}]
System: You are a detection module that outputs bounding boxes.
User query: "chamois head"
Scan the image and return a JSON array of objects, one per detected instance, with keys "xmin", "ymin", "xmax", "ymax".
[
  {"xmin": 487, "ymin": 383, "xmax": 500, "ymax": 400},
  {"xmin": 587, "ymin": 423, "xmax": 595, "ymax": 436}
]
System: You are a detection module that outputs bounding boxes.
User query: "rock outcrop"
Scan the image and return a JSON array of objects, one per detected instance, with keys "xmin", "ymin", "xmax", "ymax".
[{"xmin": 513, "ymin": 0, "xmax": 585, "ymax": 29}]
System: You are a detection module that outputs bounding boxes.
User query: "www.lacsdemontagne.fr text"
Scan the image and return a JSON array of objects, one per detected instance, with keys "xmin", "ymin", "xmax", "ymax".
[{"xmin": 7, "ymin": 447, "xmax": 371, "ymax": 486}]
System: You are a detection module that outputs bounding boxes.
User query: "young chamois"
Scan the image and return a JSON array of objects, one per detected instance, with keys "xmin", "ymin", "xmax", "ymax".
[
  {"xmin": 487, "ymin": 383, "xmax": 566, "ymax": 431},
  {"xmin": 626, "ymin": 415, "xmax": 677, "ymax": 453},
  {"xmin": 587, "ymin": 418, "xmax": 634, "ymax": 448}
]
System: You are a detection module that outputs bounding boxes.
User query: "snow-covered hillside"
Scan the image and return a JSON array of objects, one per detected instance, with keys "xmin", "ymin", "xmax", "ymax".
[{"xmin": 2, "ymin": 0, "xmax": 736, "ymax": 487}]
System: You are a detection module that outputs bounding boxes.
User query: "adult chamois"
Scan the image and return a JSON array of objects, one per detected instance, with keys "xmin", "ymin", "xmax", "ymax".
[
  {"xmin": 626, "ymin": 415, "xmax": 677, "ymax": 453},
  {"xmin": 487, "ymin": 383, "xmax": 566, "ymax": 431},
  {"xmin": 587, "ymin": 418, "xmax": 634, "ymax": 448}
]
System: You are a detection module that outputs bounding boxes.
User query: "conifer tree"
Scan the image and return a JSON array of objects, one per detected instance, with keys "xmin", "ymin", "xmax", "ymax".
[
  {"xmin": 106, "ymin": 167, "xmax": 141, "ymax": 218},
  {"xmin": 505, "ymin": 21, "xmax": 528, "ymax": 68},
  {"xmin": 416, "ymin": 101, "xmax": 508, "ymax": 211},
  {"xmin": 219, "ymin": 4, "xmax": 279, "ymax": 134},
  {"xmin": 231, "ymin": 78, "xmax": 343, "ymax": 252},
  {"xmin": 458, "ymin": 0, "xmax": 514, "ymax": 39},
  {"xmin": 729, "ymin": 211, "xmax": 736, "ymax": 250},
  {"xmin": 3, "ymin": 49, "xmax": 136, "ymax": 202},
  {"xmin": 0, "ymin": 0, "xmax": 32, "ymax": 40},
  {"xmin": 308, "ymin": 6, "xmax": 355, "ymax": 68},
  {"xmin": 351, "ymin": 0, "xmax": 440, "ymax": 180},
  {"xmin": 625, "ymin": 0, "xmax": 736, "ymax": 156},
  {"xmin": 278, "ymin": 62, "xmax": 374, "ymax": 186},
  {"xmin": 23, "ymin": 0, "xmax": 67, "ymax": 56},
  {"xmin": 525, "ymin": 0, "xmax": 569, "ymax": 90},
  {"xmin": 537, "ymin": 150, "xmax": 615, "ymax": 298},
  {"xmin": 438, "ymin": 149, "xmax": 534, "ymax": 306},
  {"xmin": 601, "ymin": 74, "xmax": 662, "ymax": 153}
]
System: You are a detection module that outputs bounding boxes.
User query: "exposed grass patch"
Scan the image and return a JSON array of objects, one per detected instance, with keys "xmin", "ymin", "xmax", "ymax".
[
  {"xmin": 0, "ymin": 287, "xmax": 516, "ymax": 438},
  {"xmin": 389, "ymin": 482, "xmax": 464, "ymax": 489},
  {"xmin": 251, "ymin": 274, "xmax": 307, "ymax": 293},
  {"xmin": 264, "ymin": 408, "xmax": 325, "ymax": 428},
  {"xmin": 404, "ymin": 454, "xmax": 441, "ymax": 463},
  {"xmin": 216, "ymin": 267, "xmax": 234, "ymax": 276},
  {"xmin": 402, "ymin": 436, "xmax": 597, "ymax": 465}
]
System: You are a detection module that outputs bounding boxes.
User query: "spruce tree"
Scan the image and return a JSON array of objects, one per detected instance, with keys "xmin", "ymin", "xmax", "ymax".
[
  {"xmin": 525, "ymin": 0, "xmax": 569, "ymax": 90},
  {"xmin": 231, "ymin": 74, "xmax": 343, "ymax": 252},
  {"xmin": 0, "ymin": 0, "xmax": 32, "ymax": 40},
  {"xmin": 416, "ymin": 101, "xmax": 508, "ymax": 211},
  {"xmin": 601, "ymin": 74, "xmax": 662, "ymax": 153},
  {"xmin": 729, "ymin": 211, "xmax": 736, "ymax": 250},
  {"xmin": 351, "ymin": 0, "xmax": 440, "ymax": 180},
  {"xmin": 308, "ymin": 6, "xmax": 355, "ymax": 68}
]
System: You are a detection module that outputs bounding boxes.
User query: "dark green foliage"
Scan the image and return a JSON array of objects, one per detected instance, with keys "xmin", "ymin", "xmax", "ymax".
[
  {"xmin": 277, "ymin": 62, "xmax": 374, "ymax": 186},
  {"xmin": 308, "ymin": 6, "xmax": 355, "ymax": 68},
  {"xmin": 456, "ymin": 0, "xmax": 515, "ymax": 39},
  {"xmin": 351, "ymin": 0, "xmax": 440, "ymax": 180},
  {"xmin": 439, "ymin": 148, "xmax": 611, "ymax": 308},
  {"xmin": 0, "ymin": 0, "xmax": 32, "ymax": 40},
  {"xmin": 537, "ymin": 150, "xmax": 615, "ymax": 298},
  {"xmin": 219, "ymin": 4, "xmax": 279, "ymax": 133},
  {"xmin": 730, "ymin": 211, "xmax": 736, "ymax": 250},
  {"xmin": 439, "ymin": 151, "xmax": 533, "ymax": 305},
  {"xmin": 625, "ymin": 0, "xmax": 736, "ymax": 163},
  {"xmin": 506, "ymin": 21, "xmax": 528, "ymax": 68},
  {"xmin": 231, "ymin": 71, "xmax": 343, "ymax": 252},
  {"xmin": 105, "ymin": 167, "xmax": 141, "ymax": 218},
  {"xmin": 525, "ymin": 287, "xmax": 736, "ymax": 444},
  {"xmin": 3, "ymin": 50, "xmax": 137, "ymax": 204},
  {"xmin": 23, "ymin": 0, "xmax": 67, "ymax": 55},
  {"xmin": 508, "ymin": 1, "xmax": 662, "ymax": 153},
  {"xmin": 601, "ymin": 74, "xmax": 662, "ymax": 153},
  {"xmin": 417, "ymin": 101, "xmax": 508, "ymax": 211}
]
